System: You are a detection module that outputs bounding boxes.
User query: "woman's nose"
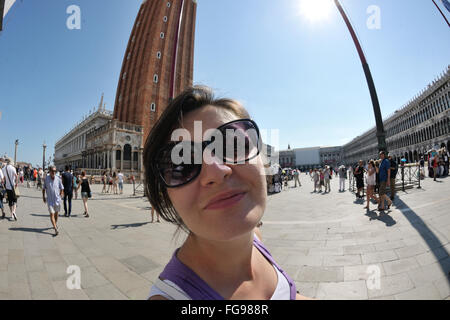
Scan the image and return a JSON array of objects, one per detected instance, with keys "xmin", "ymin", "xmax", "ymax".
[{"xmin": 199, "ymin": 153, "xmax": 232, "ymax": 186}]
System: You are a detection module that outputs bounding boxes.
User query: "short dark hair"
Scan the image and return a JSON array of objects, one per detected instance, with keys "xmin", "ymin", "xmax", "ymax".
[
  {"xmin": 65, "ymin": 165, "xmax": 70, "ymax": 171},
  {"xmin": 143, "ymin": 86, "xmax": 251, "ymax": 234}
]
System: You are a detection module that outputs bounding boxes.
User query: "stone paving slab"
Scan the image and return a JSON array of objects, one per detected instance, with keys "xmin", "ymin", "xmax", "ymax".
[{"xmin": 0, "ymin": 176, "xmax": 449, "ymax": 299}]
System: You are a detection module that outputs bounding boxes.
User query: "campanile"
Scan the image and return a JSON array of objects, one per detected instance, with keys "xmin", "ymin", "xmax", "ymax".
[{"xmin": 113, "ymin": 0, "xmax": 197, "ymax": 141}]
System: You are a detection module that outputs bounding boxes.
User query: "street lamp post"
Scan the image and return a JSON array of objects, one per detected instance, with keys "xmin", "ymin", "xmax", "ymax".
[
  {"xmin": 14, "ymin": 139, "xmax": 19, "ymax": 164},
  {"xmin": 42, "ymin": 142, "xmax": 47, "ymax": 171},
  {"xmin": 333, "ymin": 0, "xmax": 387, "ymax": 153}
]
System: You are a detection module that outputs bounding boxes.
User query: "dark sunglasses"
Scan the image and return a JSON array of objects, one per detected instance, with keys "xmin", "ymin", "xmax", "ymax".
[{"xmin": 154, "ymin": 119, "xmax": 261, "ymax": 188}]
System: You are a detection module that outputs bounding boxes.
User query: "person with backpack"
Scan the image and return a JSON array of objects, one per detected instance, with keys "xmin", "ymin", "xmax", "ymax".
[
  {"xmin": 0, "ymin": 161, "xmax": 6, "ymax": 218},
  {"xmin": 377, "ymin": 151, "xmax": 393, "ymax": 212},
  {"xmin": 388, "ymin": 155, "xmax": 398, "ymax": 201},
  {"xmin": 1, "ymin": 157, "xmax": 18, "ymax": 221}
]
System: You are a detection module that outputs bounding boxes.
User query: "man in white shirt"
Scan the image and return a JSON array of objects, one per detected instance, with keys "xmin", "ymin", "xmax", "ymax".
[
  {"xmin": 117, "ymin": 170, "xmax": 124, "ymax": 194},
  {"xmin": 1, "ymin": 157, "xmax": 18, "ymax": 220},
  {"xmin": 43, "ymin": 165, "xmax": 64, "ymax": 236}
]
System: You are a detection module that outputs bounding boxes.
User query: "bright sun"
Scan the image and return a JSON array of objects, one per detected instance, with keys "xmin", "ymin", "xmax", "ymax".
[{"xmin": 298, "ymin": 0, "xmax": 333, "ymax": 22}]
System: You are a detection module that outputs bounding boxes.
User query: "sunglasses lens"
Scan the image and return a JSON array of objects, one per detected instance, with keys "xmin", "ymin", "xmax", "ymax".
[
  {"xmin": 157, "ymin": 145, "xmax": 201, "ymax": 187},
  {"xmin": 222, "ymin": 120, "xmax": 260, "ymax": 164}
]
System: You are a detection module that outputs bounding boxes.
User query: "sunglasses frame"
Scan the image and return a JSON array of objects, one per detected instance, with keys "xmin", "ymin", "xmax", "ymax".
[{"xmin": 154, "ymin": 119, "xmax": 261, "ymax": 188}]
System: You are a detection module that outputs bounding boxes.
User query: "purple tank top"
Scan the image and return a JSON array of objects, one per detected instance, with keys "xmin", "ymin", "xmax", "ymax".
[{"xmin": 158, "ymin": 236, "xmax": 297, "ymax": 300}]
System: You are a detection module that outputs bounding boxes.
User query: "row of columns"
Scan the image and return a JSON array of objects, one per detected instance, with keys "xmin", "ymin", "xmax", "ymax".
[{"xmin": 82, "ymin": 149, "xmax": 143, "ymax": 172}]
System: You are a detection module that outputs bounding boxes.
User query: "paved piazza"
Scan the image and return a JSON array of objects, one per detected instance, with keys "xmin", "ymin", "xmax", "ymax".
[{"xmin": 0, "ymin": 175, "xmax": 449, "ymax": 300}]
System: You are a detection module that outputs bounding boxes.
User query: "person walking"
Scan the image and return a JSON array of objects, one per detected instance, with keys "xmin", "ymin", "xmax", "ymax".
[
  {"xmin": 388, "ymin": 155, "xmax": 398, "ymax": 201},
  {"xmin": 2, "ymin": 157, "xmax": 18, "ymax": 221},
  {"xmin": 36, "ymin": 168, "xmax": 43, "ymax": 190},
  {"xmin": 73, "ymin": 173, "xmax": 79, "ymax": 200},
  {"xmin": 106, "ymin": 172, "xmax": 113, "ymax": 193},
  {"xmin": 117, "ymin": 170, "xmax": 124, "ymax": 194},
  {"xmin": 77, "ymin": 171, "xmax": 91, "ymax": 218},
  {"xmin": 311, "ymin": 169, "xmax": 319, "ymax": 192},
  {"xmin": 354, "ymin": 160, "xmax": 365, "ymax": 199},
  {"xmin": 432, "ymin": 153, "xmax": 439, "ymax": 182},
  {"xmin": 112, "ymin": 171, "xmax": 118, "ymax": 195},
  {"xmin": 61, "ymin": 165, "xmax": 73, "ymax": 217},
  {"xmin": 101, "ymin": 171, "xmax": 107, "ymax": 193},
  {"xmin": 319, "ymin": 169, "xmax": 324, "ymax": 193},
  {"xmin": 150, "ymin": 206, "xmax": 161, "ymax": 223},
  {"xmin": 0, "ymin": 162, "xmax": 6, "ymax": 219},
  {"xmin": 324, "ymin": 166, "xmax": 331, "ymax": 193},
  {"xmin": 293, "ymin": 169, "xmax": 301, "ymax": 188},
  {"xmin": 42, "ymin": 166, "xmax": 64, "ymax": 236},
  {"xmin": 377, "ymin": 151, "xmax": 393, "ymax": 212},
  {"xmin": 364, "ymin": 160, "xmax": 379, "ymax": 210},
  {"xmin": 338, "ymin": 165, "xmax": 347, "ymax": 192}
]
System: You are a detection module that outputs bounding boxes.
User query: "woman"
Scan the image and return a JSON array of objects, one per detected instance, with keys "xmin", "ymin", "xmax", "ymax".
[
  {"xmin": 150, "ymin": 206, "xmax": 160, "ymax": 223},
  {"xmin": 319, "ymin": 169, "xmax": 324, "ymax": 193},
  {"xmin": 364, "ymin": 160, "xmax": 379, "ymax": 210},
  {"xmin": 112, "ymin": 172, "xmax": 118, "ymax": 195},
  {"xmin": 101, "ymin": 171, "xmax": 107, "ymax": 193},
  {"xmin": 146, "ymin": 86, "xmax": 308, "ymax": 300},
  {"xmin": 77, "ymin": 171, "xmax": 91, "ymax": 218}
]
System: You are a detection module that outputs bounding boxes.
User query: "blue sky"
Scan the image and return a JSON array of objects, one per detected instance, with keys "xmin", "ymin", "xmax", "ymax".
[{"xmin": 0, "ymin": 0, "xmax": 449, "ymax": 167}]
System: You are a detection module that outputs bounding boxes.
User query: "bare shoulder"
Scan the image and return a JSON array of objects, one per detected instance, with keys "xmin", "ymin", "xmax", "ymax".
[
  {"xmin": 296, "ymin": 293, "xmax": 316, "ymax": 300},
  {"xmin": 148, "ymin": 295, "xmax": 169, "ymax": 300}
]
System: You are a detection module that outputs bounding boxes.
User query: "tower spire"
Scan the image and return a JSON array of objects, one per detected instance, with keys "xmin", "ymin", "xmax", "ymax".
[{"xmin": 98, "ymin": 93, "xmax": 104, "ymax": 111}]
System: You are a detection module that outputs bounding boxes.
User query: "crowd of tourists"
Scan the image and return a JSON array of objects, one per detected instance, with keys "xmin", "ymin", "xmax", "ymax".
[{"xmin": 0, "ymin": 155, "xmax": 161, "ymax": 236}]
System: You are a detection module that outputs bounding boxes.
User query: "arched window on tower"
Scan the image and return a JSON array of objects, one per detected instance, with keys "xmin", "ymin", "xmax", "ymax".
[
  {"xmin": 157, "ymin": 51, "xmax": 161, "ymax": 59},
  {"xmin": 153, "ymin": 74, "xmax": 158, "ymax": 83}
]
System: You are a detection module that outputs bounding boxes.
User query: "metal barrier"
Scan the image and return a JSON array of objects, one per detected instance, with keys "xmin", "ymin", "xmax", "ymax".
[{"xmin": 349, "ymin": 163, "xmax": 421, "ymax": 196}]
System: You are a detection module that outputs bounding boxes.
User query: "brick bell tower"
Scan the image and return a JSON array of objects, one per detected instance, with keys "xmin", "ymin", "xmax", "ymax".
[{"xmin": 113, "ymin": 0, "xmax": 197, "ymax": 142}]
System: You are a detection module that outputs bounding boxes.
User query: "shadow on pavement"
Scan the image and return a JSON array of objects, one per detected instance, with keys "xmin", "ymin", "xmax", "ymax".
[
  {"xmin": 111, "ymin": 221, "xmax": 151, "ymax": 229},
  {"xmin": 365, "ymin": 210, "xmax": 396, "ymax": 227},
  {"xmin": 9, "ymin": 227, "xmax": 54, "ymax": 235},
  {"xmin": 394, "ymin": 197, "xmax": 450, "ymax": 284}
]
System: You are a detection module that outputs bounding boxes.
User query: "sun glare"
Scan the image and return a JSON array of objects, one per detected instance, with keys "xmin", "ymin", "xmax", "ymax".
[{"xmin": 298, "ymin": 0, "xmax": 333, "ymax": 22}]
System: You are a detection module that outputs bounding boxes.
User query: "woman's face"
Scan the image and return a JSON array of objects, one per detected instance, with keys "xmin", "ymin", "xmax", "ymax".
[{"xmin": 166, "ymin": 105, "xmax": 267, "ymax": 242}]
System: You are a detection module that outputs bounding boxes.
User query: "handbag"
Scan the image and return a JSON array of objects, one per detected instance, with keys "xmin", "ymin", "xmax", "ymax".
[{"xmin": 5, "ymin": 165, "xmax": 19, "ymax": 199}]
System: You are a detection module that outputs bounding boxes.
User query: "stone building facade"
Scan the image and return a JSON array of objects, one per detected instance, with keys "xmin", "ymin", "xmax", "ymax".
[
  {"xmin": 54, "ymin": 95, "xmax": 144, "ymax": 175},
  {"xmin": 343, "ymin": 66, "xmax": 450, "ymax": 164},
  {"xmin": 54, "ymin": 95, "xmax": 112, "ymax": 171}
]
